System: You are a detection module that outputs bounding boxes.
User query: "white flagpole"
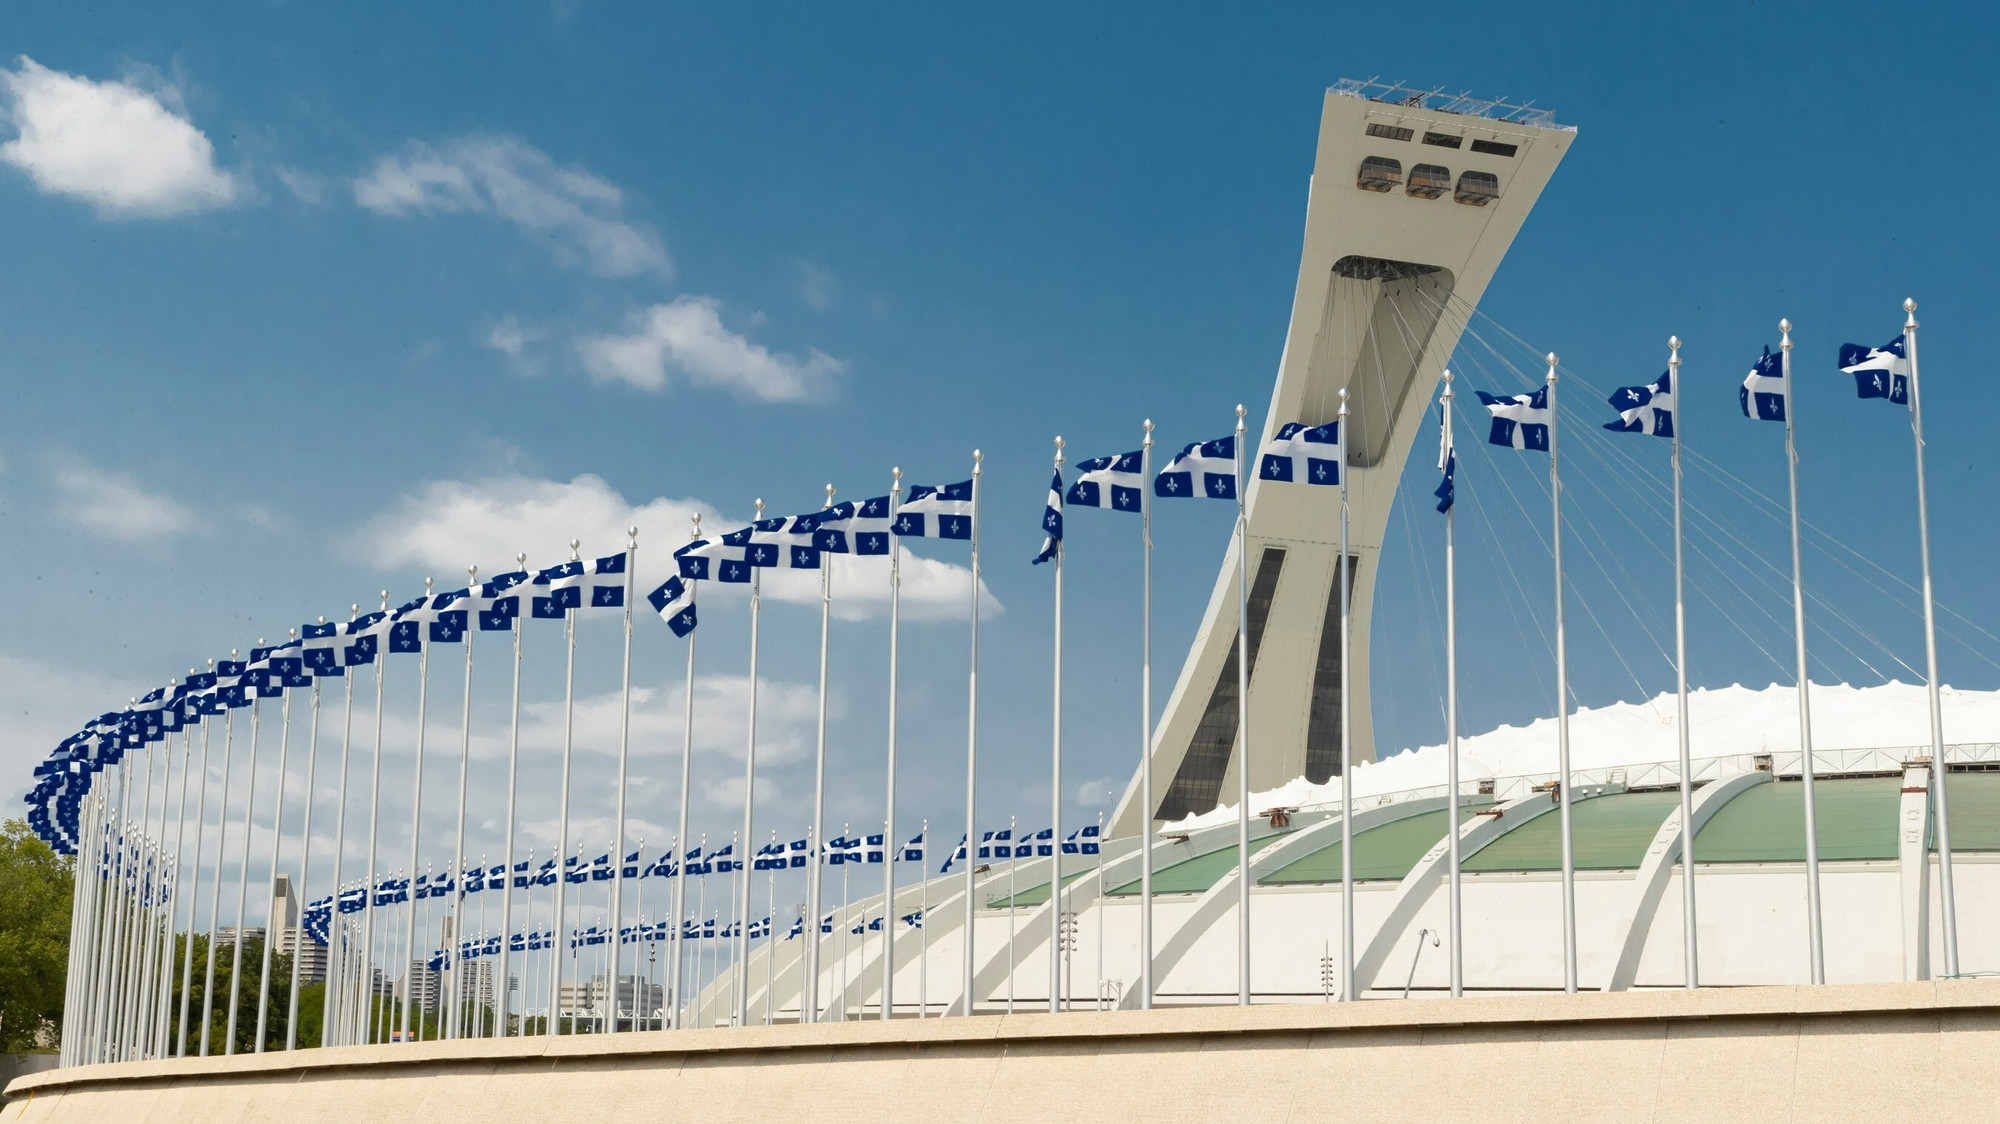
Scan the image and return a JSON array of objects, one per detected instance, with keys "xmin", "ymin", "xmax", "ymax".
[
  {"xmin": 1233, "ymin": 404, "xmax": 1251, "ymax": 1007},
  {"xmin": 1547, "ymin": 353, "xmax": 1578, "ymax": 996},
  {"xmin": 255, "ymin": 649, "xmax": 294, "ymax": 1052},
  {"xmin": 1094, "ymin": 810, "xmax": 1105, "ymax": 1011},
  {"xmin": 1048, "ymin": 436, "xmax": 1065, "ymax": 1015},
  {"xmin": 960, "ymin": 449, "xmax": 983, "ymax": 1017},
  {"xmin": 448, "ymin": 565, "xmax": 479, "ymax": 1040},
  {"xmin": 1007, "ymin": 815, "xmax": 1016, "ymax": 1013},
  {"xmin": 199, "ymin": 667, "xmax": 234, "ymax": 1057},
  {"xmin": 287, "ymin": 658, "xmax": 324, "ymax": 1049},
  {"xmin": 1139, "ymin": 420, "xmax": 1156, "ymax": 1011},
  {"xmin": 548, "ymin": 544, "xmax": 582, "ymax": 1035},
  {"xmin": 803, "ymin": 489, "xmax": 836, "ymax": 1024},
  {"xmin": 400, "ymin": 578, "xmax": 435, "ymax": 1046},
  {"xmin": 227, "ymin": 667, "xmax": 269, "ymax": 1054},
  {"xmin": 918, "ymin": 819, "xmax": 929, "ymax": 1018},
  {"xmin": 744, "ymin": 497, "xmax": 776, "ymax": 1026},
  {"xmin": 1442, "ymin": 373, "xmax": 1463, "ymax": 999},
  {"xmin": 881, "ymin": 469, "xmax": 904, "ymax": 1021},
  {"xmin": 669, "ymin": 522, "xmax": 700, "ymax": 1029},
  {"xmin": 1779, "ymin": 319, "xmax": 1827, "ymax": 984},
  {"xmin": 1903, "ymin": 299, "xmax": 1960, "ymax": 978},
  {"xmin": 166, "ymin": 717, "xmax": 194, "ymax": 1055},
  {"xmin": 1667, "ymin": 338, "xmax": 1698, "ymax": 990},
  {"xmin": 326, "ymin": 608, "xmax": 358, "ymax": 1045},
  {"xmin": 178, "ymin": 706, "xmax": 211, "ymax": 1056},
  {"xmin": 361, "ymin": 592, "xmax": 389, "ymax": 1043},
  {"xmin": 496, "ymin": 555, "xmax": 526, "ymax": 1037},
  {"xmin": 610, "ymin": 531, "xmax": 638, "ymax": 1032},
  {"xmin": 1338, "ymin": 389, "xmax": 1355, "ymax": 1002}
]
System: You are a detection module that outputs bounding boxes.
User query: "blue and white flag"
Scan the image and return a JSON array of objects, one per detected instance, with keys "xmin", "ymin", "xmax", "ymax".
[
  {"xmin": 1024, "ymin": 827, "xmax": 1054, "ymax": 857},
  {"xmin": 940, "ymin": 834, "xmax": 968, "ymax": 874},
  {"xmin": 747, "ymin": 917, "xmax": 772, "ymax": 939},
  {"xmin": 475, "ymin": 570, "xmax": 530, "ymax": 631},
  {"xmin": 812, "ymin": 496, "xmax": 892, "ymax": 556},
  {"xmin": 863, "ymin": 833, "xmax": 886, "ymax": 863},
  {"xmin": 1475, "ymin": 387, "xmax": 1552, "ymax": 450},
  {"xmin": 1258, "ymin": 421, "xmax": 1343, "ymax": 486},
  {"xmin": 786, "ymin": 838, "xmax": 809, "ymax": 869},
  {"xmin": 1061, "ymin": 825, "xmax": 1100, "ymax": 855},
  {"xmin": 901, "ymin": 910, "xmax": 924, "ymax": 929},
  {"xmin": 710, "ymin": 843, "xmax": 740, "ymax": 873},
  {"xmin": 826, "ymin": 836, "xmax": 863, "ymax": 865},
  {"xmin": 1603, "ymin": 371, "xmax": 1675, "ymax": 438},
  {"xmin": 898, "ymin": 830, "xmax": 925, "ymax": 862},
  {"xmin": 1740, "ymin": 346, "xmax": 1787, "ymax": 421},
  {"xmin": 1032, "ymin": 468, "xmax": 1063, "ymax": 565},
  {"xmin": 1065, "ymin": 450, "xmax": 1144, "ymax": 512},
  {"xmin": 722, "ymin": 515, "xmax": 821, "ymax": 570},
  {"xmin": 753, "ymin": 840, "xmax": 787, "ymax": 871},
  {"xmin": 976, "ymin": 828, "xmax": 1012, "ymax": 860},
  {"xmin": 1153, "ymin": 436, "xmax": 1237, "ymax": 500},
  {"xmin": 1839, "ymin": 337, "xmax": 1909, "ymax": 404},
  {"xmin": 892, "ymin": 480, "xmax": 974, "ymax": 540},
  {"xmin": 645, "ymin": 575, "xmax": 698, "ymax": 637},
  {"xmin": 1435, "ymin": 402, "xmax": 1456, "ymax": 515},
  {"xmin": 786, "ymin": 916, "xmax": 805, "ymax": 940},
  {"xmin": 675, "ymin": 537, "xmax": 755, "ymax": 585}
]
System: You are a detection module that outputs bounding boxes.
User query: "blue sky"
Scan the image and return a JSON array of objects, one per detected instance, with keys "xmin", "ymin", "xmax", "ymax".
[{"xmin": 5, "ymin": 2, "xmax": 1999, "ymax": 886}]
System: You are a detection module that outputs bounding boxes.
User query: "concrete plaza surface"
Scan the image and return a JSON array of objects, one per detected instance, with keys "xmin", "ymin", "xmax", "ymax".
[{"xmin": 9, "ymin": 979, "xmax": 2000, "ymax": 1122}]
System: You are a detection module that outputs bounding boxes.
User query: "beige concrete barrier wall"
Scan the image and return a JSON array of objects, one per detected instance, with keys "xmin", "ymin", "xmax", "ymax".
[{"xmin": 10, "ymin": 980, "xmax": 2000, "ymax": 1123}]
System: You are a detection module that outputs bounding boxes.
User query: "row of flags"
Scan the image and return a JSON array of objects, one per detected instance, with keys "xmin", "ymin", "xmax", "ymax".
[{"xmin": 421, "ymin": 907, "xmax": 938, "ymax": 972}]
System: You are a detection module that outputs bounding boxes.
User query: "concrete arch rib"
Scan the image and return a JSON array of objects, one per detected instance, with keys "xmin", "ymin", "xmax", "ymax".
[
  {"xmin": 1602, "ymin": 770, "xmax": 1769, "ymax": 992},
  {"xmin": 1351, "ymin": 784, "xmax": 1620, "ymax": 997},
  {"xmin": 1115, "ymin": 797, "xmax": 1448, "ymax": 1010}
]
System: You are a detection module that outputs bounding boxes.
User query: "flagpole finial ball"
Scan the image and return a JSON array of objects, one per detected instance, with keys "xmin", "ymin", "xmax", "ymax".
[
  {"xmin": 1235, "ymin": 403, "xmax": 1246, "ymax": 418},
  {"xmin": 1144, "ymin": 418, "xmax": 1154, "ymax": 431},
  {"xmin": 425, "ymin": 576, "xmax": 434, "ymax": 592},
  {"xmin": 1904, "ymin": 298, "xmax": 1917, "ymax": 313},
  {"xmin": 1545, "ymin": 351, "xmax": 1559, "ymax": 367},
  {"xmin": 893, "ymin": 465, "xmax": 902, "ymax": 481},
  {"xmin": 1779, "ymin": 318, "xmax": 1792, "ymax": 334},
  {"xmin": 516, "ymin": 552, "xmax": 526, "ymax": 567},
  {"xmin": 1669, "ymin": 335, "xmax": 1681, "ymax": 351}
]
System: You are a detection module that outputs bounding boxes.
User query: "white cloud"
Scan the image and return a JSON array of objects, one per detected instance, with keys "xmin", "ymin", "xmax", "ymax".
[
  {"xmin": 275, "ymin": 165, "xmax": 327, "ymax": 205},
  {"xmin": 355, "ymin": 473, "xmax": 998, "ymax": 621},
  {"xmin": 796, "ymin": 259, "xmax": 835, "ymax": 311},
  {"xmin": 0, "ymin": 56, "xmax": 239, "ymax": 217},
  {"xmin": 576, "ymin": 296, "xmax": 843, "ymax": 402},
  {"xmin": 352, "ymin": 133, "xmax": 666, "ymax": 277},
  {"xmin": 486, "ymin": 314, "xmax": 531, "ymax": 357},
  {"xmin": 0, "ymin": 652, "xmax": 134, "ymax": 802},
  {"xmin": 52, "ymin": 460, "xmax": 193, "ymax": 540}
]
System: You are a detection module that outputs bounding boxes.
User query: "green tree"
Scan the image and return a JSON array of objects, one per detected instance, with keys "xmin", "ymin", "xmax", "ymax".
[{"xmin": 0, "ymin": 817, "xmax": 74, "ymax": 1052}]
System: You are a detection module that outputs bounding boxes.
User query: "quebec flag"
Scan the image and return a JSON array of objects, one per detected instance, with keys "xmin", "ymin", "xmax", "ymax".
[
  {"xmin": 646, "ymin": 576, "xmax": 698, "ymax": 637},
  {"xmin": 1839, "ymin": 337, "xmax": 1909, "ymax": 405},
  {"xmin": 893, "ymin": 480, "xmax": 975, "ymax": 540},
  {"xmin": 1031, "ymin": 468, "xmax": 1063, "ymax": 565},
  {"xmin": 1153, "ymin": 436, "xmax": 1237, "ymax": 500},
  {"xmin": 1603, "ymin": 371, "xmax": 1675, "ymax": 438},
  {"xmin": 1258, "ymin": 421, "xmax": 1342, "ymax": 486},
  {"xmin": 812, "ymin": 495, "xmax": 892, "ymax": 556},
  {"xmin": 1740, "ymin": 346, "xmax": 1787, "ymax": 421},
  {"xmin": 1475, "ymin": 387, "xmax": 1551, "ymax": 451},
  {"xmin": 1065, "ymin": 450, "xmax": 1144, "ymax": 512}
]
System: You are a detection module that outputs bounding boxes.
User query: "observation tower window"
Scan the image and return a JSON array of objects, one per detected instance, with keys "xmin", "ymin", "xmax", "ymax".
[
  {"xmin": 1407, "ymin": 164, "xmax": 1451, "ymax": 199},
  {"xmin": 1356, "ymin": 156, "xmax": 1403, "ymax": 192},
  {"xmin": 1421, "ymin": 131, "xmax": 1463, "ymax": 149},
  {"xmin": 1364, "ymin": 122, "xmax": 1414, "ymax": 142},
  {"xmin": 1469, "ymin": 138, "xmax": 1518, "ymax": 157},
  {"xmin": 1454, "ymin": 170, "xmax": 1500, "ymax": 206}
]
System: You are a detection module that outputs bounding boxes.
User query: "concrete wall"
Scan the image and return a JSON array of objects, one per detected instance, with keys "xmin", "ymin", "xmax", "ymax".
[{"xmin": 10, "ymin": 980, "xmax": 2000, "ymax": 1123}]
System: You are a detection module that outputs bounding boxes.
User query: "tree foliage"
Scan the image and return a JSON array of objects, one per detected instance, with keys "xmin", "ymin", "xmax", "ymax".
[{"xmin": 0, "ymin": 817, "xmax": 74, "ymax": 1052}]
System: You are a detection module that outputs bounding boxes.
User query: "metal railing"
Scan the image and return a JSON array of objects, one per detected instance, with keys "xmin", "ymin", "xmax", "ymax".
[{"xmin": 1331, "ymin": 77, "xmax": 1571, "ymax": 132}]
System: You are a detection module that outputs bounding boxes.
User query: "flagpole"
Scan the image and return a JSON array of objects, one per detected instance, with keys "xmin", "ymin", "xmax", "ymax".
[
  {"xmin": 882, "ymin": 468, "xmax": 903, "ymax": 1021},
  {"xmin": 1666, "ymin": 338, "xmax": 1698, "ymax": 990},
  {"xmin": 287, "ymin": 664, "xmax": 324, "ymax": 1049},
  {"xmin": 199, "ymin": 671, "xmax": 233, "ymax": 1057},
  {"xmin": 496, "ymin": 556, "xmax": 525, "ymax": 1037},
  {"xmin": 166, "ymin": 718, "xmax": 194, "ymax": 1055},
  {"xmin": 1442, "ymin": 373, "xmax": 1463, "ymax": 1000},
  {"xmin": 361, "ymin": 592, "xmax": 389, "ymax": 1043},
  {"xmin": 610, "ymin": 531, "xmax": 638, "ymax": 1032},
  {"xmin": 400, "ymin": 578, "xmax": 435, "ymax": 1046},
  {"xmin": 1547, "ymin": 353, "xmax": 1578, "ymax": 996},
  {"xmin": 256, "ymin": 643, "xmax": 297, "ymax": 1052},
  {"xmin": 1779, "ymin": 319, "xmax": 1827, "ymax": 984},
  {"xmin": 668, "ymin": 525, "xmax": 700, "ymax": 1029},
  {"xmin": 178, "ymin": 705, "xmax": 211, "ymax": 1056},
  {"xmin": 549, "ymin": 544, "xmax": 581, "ymax": 1034},
  {"xmin": 1903, "ymin": 298, "xmax": 1959, "ymax": 978},
  {"xmin": 1338, "ymin": 389, "xmax": 1355, "ymax": 1003},
  {"xmin": 1048, "ymin": 436, "xmax": 1066, "ymax": 1015},
  {"xmin": 326, "ymin": 609, "xmax": 358, "ymax": 1045},
  {"xmin": 447, "ymin": 566, "xmax": 479, "ymax": 1040},
  {"xmin": 1233, "ymin": 404, "xmax": 1251, "ymax": 1007},
  {"xmin": 763, "ymin": 831, "xmax": 776, "ymax": 1025},
  {"xmin": 747, "ymin": 496, "xmax": 775, "ymax": 1026},
  {"xmin": 961, "ymin": 449, "xmax": 983, "ymax": 1017},
  {"xmin": 1139, "ymin": 420, "xmax": 1156, "ymax": 1011},
  {"xmin": 919, "ymin": 819, "xmax": 929, "ymax": 1017}
]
